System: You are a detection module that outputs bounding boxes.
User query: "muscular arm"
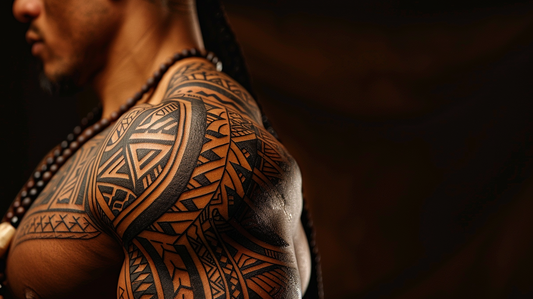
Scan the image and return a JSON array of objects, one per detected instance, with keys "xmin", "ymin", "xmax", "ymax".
[{"xmin": 90, "ymin": 61, "xmax": 305, "ymax": 298}]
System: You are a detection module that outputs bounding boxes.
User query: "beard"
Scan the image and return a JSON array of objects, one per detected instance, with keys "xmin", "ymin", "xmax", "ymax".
[{"xmin": 38, "ymin": 63, "xmax": 84, "ymax": 96}]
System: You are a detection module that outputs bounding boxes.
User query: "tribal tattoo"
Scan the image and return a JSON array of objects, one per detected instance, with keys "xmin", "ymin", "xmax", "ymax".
[
  {"xmin": 13, "ymin": 60, "xmax": 305, "ymax": 298},
  {"xmin": 12, "ymin": 133, "xmax": 105, "ymax": 245}
]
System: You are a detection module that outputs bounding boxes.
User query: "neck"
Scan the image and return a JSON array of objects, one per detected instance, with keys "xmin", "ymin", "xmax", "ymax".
[{"xmin": 90, "ymin": 0, "xmax": 204, "ymax": 118}]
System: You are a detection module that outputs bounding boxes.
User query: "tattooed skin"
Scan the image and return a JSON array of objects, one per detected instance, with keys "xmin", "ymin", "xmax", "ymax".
[{"xmin": 6, "ymin": 59, "xmax": 308, "ymax": 299}]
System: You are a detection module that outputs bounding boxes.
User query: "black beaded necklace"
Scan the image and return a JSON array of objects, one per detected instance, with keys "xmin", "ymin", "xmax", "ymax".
[{"xmin": 2, "ymin": 48, "xmax": 221, "ymax": 228}]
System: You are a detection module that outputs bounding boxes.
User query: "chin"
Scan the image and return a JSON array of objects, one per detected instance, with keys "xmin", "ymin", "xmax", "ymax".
[{"xmin": 39, "ymin": 65, "xmax": 83, "ymax": 96}]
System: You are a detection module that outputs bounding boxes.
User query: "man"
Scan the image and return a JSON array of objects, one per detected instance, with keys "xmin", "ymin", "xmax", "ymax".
[{"xmin": 2, "ymin": 0, "xmax": 314, "ymax": 298}]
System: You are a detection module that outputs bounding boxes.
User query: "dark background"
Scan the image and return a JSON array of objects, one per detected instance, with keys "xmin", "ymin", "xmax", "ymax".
[{"xmin": 3, "ymin": 0, "xmax": 533, "ymax": 298}]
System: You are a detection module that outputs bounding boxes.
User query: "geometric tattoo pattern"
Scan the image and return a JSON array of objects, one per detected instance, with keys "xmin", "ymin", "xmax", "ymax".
[
  {"xmin": 165, "ymin": 61, "xmax": 261, "ymax": 121},
  {"xmin": 10, "ymin": 60, "xmax": 307, "ymax": 299},
  {"xmin": 12, "ymin": 133, "xmax": 104, "ymax": 246},
  {"xmin": 123, "ymin": 242, "xmax": 159, "ymax": 299},
  {"xmin": 112, "ymin": 60, "xmax": 303, "ymax": 298},
  {"xmin": 90, "ymin": 101, "xmax": 193, "ymax": 240},
  {"xmin": 14, "ymin": 212, "xmax": 100, "ymax": 244}
]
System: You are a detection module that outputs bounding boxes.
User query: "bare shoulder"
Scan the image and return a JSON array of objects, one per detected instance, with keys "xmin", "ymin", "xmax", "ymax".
[
  {"xmin": 161, "ymin": 57, "xmax": 263, "ymax": 122},
  {"xmin": 89, "ymin": 59, "xmax": 307, "ymax": 298}
]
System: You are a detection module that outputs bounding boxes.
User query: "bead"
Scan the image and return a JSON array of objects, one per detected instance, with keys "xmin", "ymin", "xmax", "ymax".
[
  {"xmin": 84, "ymin": 128, "xmax": 94, "ymax": 138},
  {"xmin": 22, "ymin": 197, "xmax": 32, "ymax": 207},
  {"xmin": 141, "ymin": 84, "xmax": 149, "ymax": 93},
  {"xmin": 100, "ymin": 118, "xmax": 110, "ymax": 127},
  {"xmin": 50, "ymin": 164, "xmax": 58, "ymax": 173},
  {"xmin": 172, "ymin": 53, "xmax": 182, "ymax": 61},
  {"xmin": 153, "ymin": 70, "xmax": 162, "ymax": 81},
  {"xmin": 5, "ymin": 212, "xmax": 13, "ymax": 221},
  {"xmin": 190, "ymin": 48, "xmax": 198, "ymax": 56},
  {"xmin": 36, "ymin": 180, "xmax": 44, "ymax": 189},
  {"xmin": 146, "ymin": 77, "xmax": 155, "ymax": 88},
  {"xmin": 11, "ymin": 216, "xmax": 19, "ymax": 226},
  {"xmin": 206, "ymin": 52, "xmax": 214, "ymax": 61},
  {"xmin": 46, "ymin": 156, "xmax": 55, "ymax": 165},
  {"xmin": 63, "ymin": 148, "xmax": 73, "ymax": 158},
  {"xmin": 73, "ymin": 126, "xmax": 82, "ymax": 135},
  {"xmin": 26, "ymin": 180, "xmax": 35, "ymax": 189},
  {"xmin": 92, "ymin": 123, "xmax": 101, "ymax": 133},
  {"xmin": 20, "ymin": 190, "xmax": 28, "ymax": 198},
  {"xmin": 33, "ymin": 171, "xmax": 41, "ymax": 180},
  {"xmin": 126, "ymin": 97, "xmax": 135, "ymax": 107},
  {"xmin": 29, "ymin": 188, "xmax": 38, "ymax": 197},
  {"xmin": 61, "ymin": 141, "xmax": 69, "ymax": 149},
  {"xmin": 159, "ymin": 63, "xmax": 168, "ymax": 73},
  {"xmin": 43, "ymin": 171, "xmax": 52, "ymax": 182},
  {"xmin": 56, "ymin": 156, "xmax": 65, "ymax": 166},
  {"xmin": 67, "ymin": 133, "xmax": 75, "ymax": 141},
  {"xmin": 110, "ymin": 111, "xmax": 119, "ymax": 121},
  {"xmin": 15, "ymin": 207, "xmax": 25, "ymax": 216},
  {"xmin": 119, "ymin": 104, "xmax": 128, "ymax": 113},
  {"xmin": 81, "ymin": 117, "xmax": 89, "ymax": 127},
  {"xmin": 181, "ymin": 49, "xmax": 189, "ymax": 56},
  {"xmin": 133, "ymin": 92, "xmax": 142, "ymax": 101},
  {"xmin": 77, "ymin": 135, "xmax": 86, "ymax": 143},
  {"xmin": 13, "ymin": 201, "xmax": 20, "ymax": 209},
  {"xmin": 69, "ymin": 141, "xmax": 79, "ymax": 150},
  {"xmin": 216, "ymin": 61, "xmax": 223, "ymax": 72},
  {"xmin": 54, "ymin": 149, "xmax": 61, "ymax": 157},
  {"xmin": 40, "ymin": 164, "xmax": 48, "ymax": 172}
]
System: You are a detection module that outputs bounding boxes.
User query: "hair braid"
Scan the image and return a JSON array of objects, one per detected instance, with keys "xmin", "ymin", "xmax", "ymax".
[
  {"xmin": 195, "ymin": 0, "xmax": 250, "ymax": 92},
  {"xmin": 195, "ymin": 0, "xmax": 279, "ymax": 139},
  {"xmin": 195, "ymin": 1, "xmax": 323, "ymax": 298}
]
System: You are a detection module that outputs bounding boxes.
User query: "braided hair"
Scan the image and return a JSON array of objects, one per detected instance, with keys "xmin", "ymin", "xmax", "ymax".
[
  {"xmin": 176, "ymin": 0, "xmax": 323, "ymax": 297},
  {"xmin": 195, "ymin": 0, "xmax": 281, "ymax": 139}
]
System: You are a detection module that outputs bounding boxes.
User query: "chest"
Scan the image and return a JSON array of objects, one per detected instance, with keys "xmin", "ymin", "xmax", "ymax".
[
  {"xmin": 6, "ymin": 235, "xmax": 123, "ymax": 299},
  {"xmin": 5, "ymin": 132, "xmax": 123, "ymax": 299}
]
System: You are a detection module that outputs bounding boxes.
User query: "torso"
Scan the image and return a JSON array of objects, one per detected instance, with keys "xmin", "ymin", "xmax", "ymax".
[
  {"xmin": 6, "ymin": 128, "xmax": 125, "ymax": 299},
  {"xmin": 6, "ymin": 58, "xmax": 310, "ymax": 299}
]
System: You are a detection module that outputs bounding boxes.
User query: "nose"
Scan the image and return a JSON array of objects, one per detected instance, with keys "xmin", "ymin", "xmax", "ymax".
[{"xmin": 13, "ymin": 0, "xmax": 42, "ymax": 23}]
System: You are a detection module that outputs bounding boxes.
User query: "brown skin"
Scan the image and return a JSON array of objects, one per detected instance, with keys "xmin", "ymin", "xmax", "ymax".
[{"xmin": 8, "ymin": 0, "xmax": 311, "ymax": 298}]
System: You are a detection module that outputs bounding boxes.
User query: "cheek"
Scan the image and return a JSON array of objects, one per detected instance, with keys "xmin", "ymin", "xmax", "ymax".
[
  {"xmin": 41, "ymin": 1, "xmax": 77, "ymax": 59},
  {"xmin": 43, "ymin": 1, "xmax": 115, "ymax": 69}
]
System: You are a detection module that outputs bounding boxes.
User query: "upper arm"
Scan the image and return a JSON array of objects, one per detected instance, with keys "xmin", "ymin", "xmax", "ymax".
[{"xmin": 89, "ymin": 64, "xmax": 302, "ymax": 299}]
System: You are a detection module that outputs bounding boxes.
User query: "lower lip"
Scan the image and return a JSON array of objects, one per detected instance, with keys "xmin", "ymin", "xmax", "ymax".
[{"xmin": 31, "ymin": 42, "xmax": 44, "ymax": 56}]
